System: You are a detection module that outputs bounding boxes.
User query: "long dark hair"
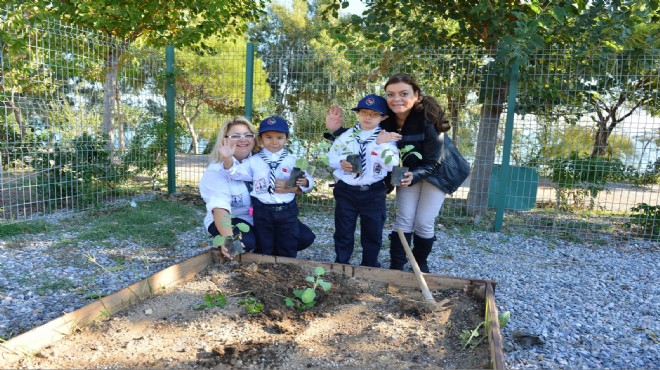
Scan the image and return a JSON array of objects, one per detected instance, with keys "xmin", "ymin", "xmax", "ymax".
[{"xmin": 384, "ymin": 73, "xmax": 450, "ymax": 133}]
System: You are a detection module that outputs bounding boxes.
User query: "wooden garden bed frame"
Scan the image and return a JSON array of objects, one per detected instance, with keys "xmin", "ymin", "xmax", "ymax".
[{"xmin": 0, "ymin": 251, "xmax": 505, "ymax": 369}]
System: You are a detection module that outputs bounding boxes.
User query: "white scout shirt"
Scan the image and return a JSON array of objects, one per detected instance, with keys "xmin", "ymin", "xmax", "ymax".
[
  {"xmin": 225, "ymin": 148, "xmax": 314, "ymax": 205},
  {"xmin": 327, "ymin": 126, "xmax": 399, "ymax": 186},
  {"xmin": 199, "ymin": 162, "xmax": 253, "ymax": 230}
]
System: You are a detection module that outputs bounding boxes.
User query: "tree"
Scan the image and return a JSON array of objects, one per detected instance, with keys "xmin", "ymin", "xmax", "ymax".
[
  {"xmin": 173, "ymin": 37, "xmax": 270, "ymax": 154},
  {"xmin": 23, "ymin": 0, "xmax": 266, "ymax": 151}
]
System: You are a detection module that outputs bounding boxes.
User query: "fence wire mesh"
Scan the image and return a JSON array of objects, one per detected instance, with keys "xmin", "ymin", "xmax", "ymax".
[
  {"xmin": 2, "ymin": 12, "xmax": 659, "ymax": 240},
  {"xmin": 2, "ymin": 16, "xmax": 167, "ymax": 220}
]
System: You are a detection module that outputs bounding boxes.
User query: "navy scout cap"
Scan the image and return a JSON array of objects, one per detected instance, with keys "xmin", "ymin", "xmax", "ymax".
[
  {"xmin": 351, "ymin": 94, "xmax": 388, "ymax": 115},
  {"xmin": 258, "ymin": 116, "xmax": 289, "ymax": 135}
]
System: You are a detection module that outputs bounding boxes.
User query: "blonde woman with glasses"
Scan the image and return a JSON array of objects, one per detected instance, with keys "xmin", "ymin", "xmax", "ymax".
[{"xmin": 199, "ymin": 116, "xmax": 315, "ymax": 258}]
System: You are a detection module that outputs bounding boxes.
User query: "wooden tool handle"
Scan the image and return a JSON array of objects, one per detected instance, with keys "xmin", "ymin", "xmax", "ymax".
[{"xmin": 397, "ymin": 228, "xmax": 436, "ymax": 304}]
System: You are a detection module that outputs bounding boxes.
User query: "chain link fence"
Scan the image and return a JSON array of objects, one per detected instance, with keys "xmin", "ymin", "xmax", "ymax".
[{"xmin": 2, "ymin": 11, "xmax": 659, "ymax": 240}]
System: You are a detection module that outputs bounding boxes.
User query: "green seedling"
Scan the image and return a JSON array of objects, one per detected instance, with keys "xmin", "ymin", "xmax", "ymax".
[
  {"xmin": 212, "ymin": 218, "xmax": 250, "ymax": 256},
  {"xmin": 239, "ymin": 295, "xmax": 264, "ymax": 314},
  {"xmin": 460, "ymin": 311, "xmax": 510, "ymax": 350},
  {"xmin": 193, "ymin": 292, "xmax": 227, "ymax": 310},
  {"xmin": 381, "ymin": 144, "xmax": 421, "ymax": 164},
  {"xmin": 282, "ymin": 267, "xmax": 332, "ymax": 311}
]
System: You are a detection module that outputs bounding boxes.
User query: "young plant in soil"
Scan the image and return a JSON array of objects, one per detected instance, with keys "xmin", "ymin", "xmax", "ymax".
[
  {"xmin": 382, "ymin": 145, "xmax": 421, "ymax": 186},
  {"xmin": 193, "ymin": 292, "xmax": 228, "ymax": 310},
  {"xmin": 281, "ymin": 266, "xmax": 332, "ymax": 311},
  {"xmin": 238, "ymin": 295, "xmax": 264, "ymax": 314},
  {"xmin": 460, "ymin": 310, "xmax": 510, "ymax": 350}
]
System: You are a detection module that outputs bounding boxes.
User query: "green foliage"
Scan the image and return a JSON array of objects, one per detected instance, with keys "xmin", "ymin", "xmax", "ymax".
[
  {"xmin": 283, "ymin": 267, "xmax": 332, "ymax": 311},
  {"xmin": 121, "ymin": 116, "xmax": 182, "ymax": 181},
  {"xmin": 547, "ymin": 152, "xmax": 625, "ymax": 210},
  {"xmin": 239, "ymin": 295, "xmax": 264, "ymax": 314},
  {"xmin": 34, "ymin": 133, "xmax": 127, "ymax": 205},
  {"xmin": 193, "ymin": 292, "xmax": 228, "ymax": 310},
  {"xmin": 381, "ymin": 144, "xmax": 420, "ymax": 165},
  {"xmin": 626, "ymin": 203, "xmax": 660, "ymax": 239},
  {"xmin": 28, "ymin": 0, "xmax": 265, "ymax": 49}
]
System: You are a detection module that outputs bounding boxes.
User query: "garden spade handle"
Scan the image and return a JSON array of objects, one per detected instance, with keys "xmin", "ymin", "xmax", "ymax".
[{"xmin": 397, "ymin": 228, "xmax": 436, "ymax": 304}]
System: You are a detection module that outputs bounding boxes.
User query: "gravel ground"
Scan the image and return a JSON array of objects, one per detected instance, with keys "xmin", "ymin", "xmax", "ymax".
[{"xmin": 1, "ymin": 202, "xmax": 658, "ymax": 369}]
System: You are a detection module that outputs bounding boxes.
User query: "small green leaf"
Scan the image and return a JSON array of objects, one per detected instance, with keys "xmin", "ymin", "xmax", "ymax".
[
  {"xmin": 318, "ymin": 280, "xmax": 332, "ymax": 292},
  {"xmin": 301, "ymin": 288, "xmax": 316, "ymax": 304},
  {"xmin": 284, "ymin": 297, "xmax": 295, "ymax": 307},
  {"xmin": 293, "ymin": 289, "xmax": 304, "ymax": 299},
  {"xmin": 305, "ymin": 276, "xmax": 315, "ymax": 283},
  {"xmin": 498, "ymin": 311, "xmax": 510, "ymax": 328},
  {"xmin": 212, "ymin": 235, "xmax": 225, "ymax": 247},
  {"xmin": 314, "ymin": 266, "xmax": 325, "ymax": 276},
  {"xmin": 236, "ymin": 222, "xmax": 250, "ymax": 233}
]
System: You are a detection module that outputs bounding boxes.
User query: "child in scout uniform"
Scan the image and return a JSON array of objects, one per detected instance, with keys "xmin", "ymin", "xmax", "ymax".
[
  {"xmin": 220, "ymin": 116, "xmax": 314, "ymax": 258},
  {"xmin": 326, "ymin": 94, "xmax": 399, "ymax": 267}
]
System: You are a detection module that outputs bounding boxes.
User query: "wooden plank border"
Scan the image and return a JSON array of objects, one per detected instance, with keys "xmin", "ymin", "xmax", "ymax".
[{"xmin": 1, "ymin": 251, "xmax": 506, "ymax": 369}]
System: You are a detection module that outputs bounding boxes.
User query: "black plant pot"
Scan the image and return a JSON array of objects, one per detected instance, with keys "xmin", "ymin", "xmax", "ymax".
[
  {"xmin": 286, "ymin": 167, "xmax": 305, "ymax": 187},
  {"xmin": 225, "ymin": 237, "xmax": 244, "ymax": 256},
  {"xmin": 345, "ymin": 154, "xmax": 363, "ymax": 175},
  {"xmin": 390, "ymin": 166, "xmax": 409, "ymax": 187}
]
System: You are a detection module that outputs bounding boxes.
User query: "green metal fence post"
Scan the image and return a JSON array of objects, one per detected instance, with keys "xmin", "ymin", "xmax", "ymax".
[
  {"xmin": 244, "ymin": 42, "xmax": 254, "ymax": 120},
  {"xmin": 166, "ymin": 45, "xmax": 176, "ymax": 194},
  {"xmin": 493, "ymin": 59, "xmax": 521, "ymax": 231}
]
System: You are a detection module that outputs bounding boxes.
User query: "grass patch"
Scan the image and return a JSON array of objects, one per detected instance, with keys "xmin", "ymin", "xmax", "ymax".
[
  {"xmin": 35, "ymin": 278, "xmax": 76, "ymax": 294},
  {"xmin": 61, "ymin": 199, "xmax": 202, "ymax": 248},
  {"xmin": 0, "ymin": 220, "xmax": 55, "ymax": 238}
]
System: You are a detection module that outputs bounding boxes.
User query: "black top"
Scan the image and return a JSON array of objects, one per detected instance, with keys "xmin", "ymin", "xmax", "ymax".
[{"xmin": 380, "ymin": 109, "xmax": 441, "ymax": 186}]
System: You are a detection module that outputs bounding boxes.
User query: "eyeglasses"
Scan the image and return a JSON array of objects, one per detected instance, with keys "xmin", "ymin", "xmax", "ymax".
[
  {"xmin": 226, "ymin": 133, "xmax": 256, "ymax": 141},
  {"xmin": 357, "ymin": 111, "xmax": 383, "ymax": 119}
]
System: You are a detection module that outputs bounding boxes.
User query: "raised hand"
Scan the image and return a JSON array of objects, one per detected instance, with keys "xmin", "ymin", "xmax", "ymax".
[
  {"xmin": 218, "ymin": 137, "xmax": 236, "ymax": 160},
  {"xmin": 326, "ymin": 103, "xmax": 344, "ymax": 131}
]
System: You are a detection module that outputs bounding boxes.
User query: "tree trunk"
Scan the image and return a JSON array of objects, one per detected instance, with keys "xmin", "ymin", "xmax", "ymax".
[
  {"xmin": 5, "ymin": 97, "xmax": 25, "ymax": 139},
  {"xmin": 183, "ymin": 116, "xmax": 199, "ymax": 154},
  {"xmin": 590, "ymin": 122, "xmax": 611, "ymax": 158},
  {"xmin": 102, "ymin": 49, "xmax": 119, "ymax": 154},
  {"xmin": 466, "ymin": 80, "xmax": 508, "ymax": 222},
  {"xmin": 115, "ymin": 83, "xmax": 125, "ymax": 150}
]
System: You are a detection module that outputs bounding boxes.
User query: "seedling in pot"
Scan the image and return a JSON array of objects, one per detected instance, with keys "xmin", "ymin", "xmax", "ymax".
[
  {"xmin": 286, "ymin": 157, "xmax": 310, "ymax": 187},
  {"xmin": 212, "ymin": 218, "xmax": 251, "ymax": 256},
  {"xmin": 382, "ymin": 145, "xmax": 421, "ymax": 187},
  {"xmin": 345, "ymin": 154, "xmax": 363, "ymax": 175},
  {"xmin": 280, "ymin": 266, "xmax": 332, "ymax": 311}
]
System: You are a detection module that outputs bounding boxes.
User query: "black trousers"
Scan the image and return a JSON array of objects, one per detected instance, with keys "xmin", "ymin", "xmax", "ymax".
[
  {"xmin": 333, "ymin": 181, "xmax": 386, "ymax": 267},
  {"xmin": 251, "ymin": 198, "xmax": 299, "ymax": 258},
  {"xmin": 207, "ymin": 217, "xmax": 314, "ymax": 252}
]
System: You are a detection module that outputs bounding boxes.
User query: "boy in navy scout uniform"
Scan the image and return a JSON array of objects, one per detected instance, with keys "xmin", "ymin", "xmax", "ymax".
[
  {"xmin": 326, "ymin": 94, "xmax": 399, "ymax": 267},
  {"xmin": 220, "ymin": 116, "xmax": 314, "ymax": 258}
]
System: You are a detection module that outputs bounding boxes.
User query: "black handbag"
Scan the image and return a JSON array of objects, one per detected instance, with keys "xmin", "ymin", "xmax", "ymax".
[{"xmin": 435, "ymin": 133, "xmax": 470, "ymax": 194}]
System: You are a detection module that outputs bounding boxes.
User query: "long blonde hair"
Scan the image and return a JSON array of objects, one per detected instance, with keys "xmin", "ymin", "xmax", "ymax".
[{"xmin": 209, "ymin": 116, "xmax": 258, "ymax": 163}]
